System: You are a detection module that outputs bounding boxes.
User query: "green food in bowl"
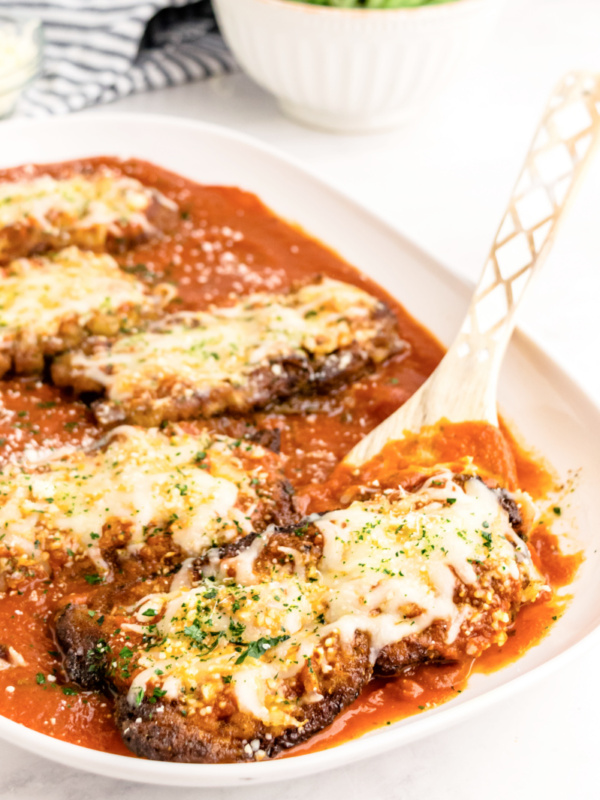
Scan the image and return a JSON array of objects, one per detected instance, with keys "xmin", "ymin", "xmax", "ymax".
[{"xmin": 288, "ymin": 0, "xmax": 459, "ymax": 7}]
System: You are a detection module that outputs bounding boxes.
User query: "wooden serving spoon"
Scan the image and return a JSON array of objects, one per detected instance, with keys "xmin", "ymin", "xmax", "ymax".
[{"xmin": 345, "ymin": 71, "xmax": 600, "ymax": 469}]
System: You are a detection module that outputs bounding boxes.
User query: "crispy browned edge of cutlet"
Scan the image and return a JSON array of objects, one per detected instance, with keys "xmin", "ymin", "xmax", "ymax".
[
  {"xmin": 54, "ymin": 519, "xmax": 371, "ymax": 762},
  {"xmin": 51, "ymin": 290, "xmax": 408, "ymax": 427},
  {"xmin": 0, "ymin": 197, "xmax": 178, "ymax": 265},
  {"xmin": 55, "ymin": 599, "xmax": 371, "ymax": 763},
  {"xmin": 0, "ymin": 286, "xmax": 173, "ymax": 379},
  {"xmin": 115, "ymin": 631, "xmax": 371, "ymax": 763}
]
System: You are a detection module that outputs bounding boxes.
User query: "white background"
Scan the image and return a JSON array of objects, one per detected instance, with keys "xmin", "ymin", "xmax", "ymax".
[{"xmin": 1, "ymin": 0, "xmax": 599, "ymax": 797}]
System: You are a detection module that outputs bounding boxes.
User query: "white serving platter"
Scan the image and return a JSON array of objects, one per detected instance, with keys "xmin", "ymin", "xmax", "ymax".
[{"xmin": 0, "ymin": 113, "xmax": 598, "ymax": 787}]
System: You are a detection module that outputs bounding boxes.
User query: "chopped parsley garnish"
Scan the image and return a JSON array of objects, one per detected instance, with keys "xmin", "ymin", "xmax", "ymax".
[
  {"xmin": 481, "ymin": 531, "xmax": 493, "ymax": 550},
  {"xmin": 183, "ymin": 622, "xmax": 206, "ymax": 644},
  {"xmin": 235, "ymin": 635, "xmax": 290, "ymax": 665},
  {"xmin": 149, "ymin": 686, "xmax": 167, "ymax": 703}
]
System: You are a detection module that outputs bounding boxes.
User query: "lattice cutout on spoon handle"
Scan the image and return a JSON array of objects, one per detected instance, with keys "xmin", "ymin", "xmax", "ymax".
[
  {"xmin": 344, "ymin": 71, "xmax": 600, "ymax": 468},
  {"xmin": 460, "ymin": 71, "xmax": 600, "ymax": 349}
]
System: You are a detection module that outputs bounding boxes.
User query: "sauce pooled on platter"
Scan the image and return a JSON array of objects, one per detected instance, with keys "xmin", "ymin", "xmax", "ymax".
[{"xmin": 0, "ymin": 158, "xmax": 580, "ymax": 757}]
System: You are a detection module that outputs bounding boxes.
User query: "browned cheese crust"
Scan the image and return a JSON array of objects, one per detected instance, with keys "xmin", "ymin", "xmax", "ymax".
[
  {"xmin": 0, "ymin": 425, "xmax": 296, "ymax": 585},
  {"xmin": 56, "ymin": 581, "xmax": 371, "ymax": 763},
  {"xmin": 51, "ymin": 277, "xmax": 407, "ymax": 426},
  {"xmin": 0, "ymin": 248, "xmax": 175, "ymax": 379},
  {"xmin": 0, "ymin": 172, "xmax": 178, "ymax": 264},
  {"xmin": 114, "ymin": 631, "xmax": 371, "ymax": 763}
]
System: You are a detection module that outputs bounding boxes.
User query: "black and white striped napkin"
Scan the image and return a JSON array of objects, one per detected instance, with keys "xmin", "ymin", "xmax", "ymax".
[{"xmin": 3, "ymin": 0, "xmax": 237, "ymax": 117}]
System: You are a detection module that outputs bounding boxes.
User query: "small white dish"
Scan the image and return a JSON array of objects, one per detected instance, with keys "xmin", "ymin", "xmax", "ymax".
[
  {"xmin": 0, "ymin": 113, "xmax": 598, "ymax": 786},
  {"xmin": 213, "ymin": 0, "xmax": 505, "ymax": 132},
  {"xmin": 0, "ymin": 16, "xmax": 42, "ymax": 118}
]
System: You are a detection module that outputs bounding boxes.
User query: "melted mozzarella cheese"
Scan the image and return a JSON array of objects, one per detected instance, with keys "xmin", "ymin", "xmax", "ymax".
[
  {"xmin": 126, "ymin": 576, "xmax": 322, "ymax": 719},
  {"xmin": 0, "ymin": 171, "xmax": 176, "ymax": 233},
  {"xmin": 0, "ymin": 426, "xmax": 272, "ymax": 569},
  {"xmin": 314, "ymin": 474, "xmax": 534, "ymax": 656},
  {"xmin": 69, "ymin": 278, "xmax": 384, "ymax": 401},
  {"xmin": 126, "ymin": 474, "xmax": 546, "ymax": 728},
  {"xmin": 0, "ymin": 247, "xmax": 162, "ymax": 341}
]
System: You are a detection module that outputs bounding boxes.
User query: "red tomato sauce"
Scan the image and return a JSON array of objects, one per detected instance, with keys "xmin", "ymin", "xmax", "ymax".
[
  {"xmin": 0, "ymin": 158, "xmax": 580, "ymax": 758},
  {"xmin": 288, "ymin": 426, "xmax": 581, "ymax": 759}
]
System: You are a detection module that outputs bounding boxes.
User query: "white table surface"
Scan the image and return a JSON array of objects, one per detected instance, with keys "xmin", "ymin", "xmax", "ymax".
[{"xmin": 1, "ymin": 0, "xmax": 599, "ymax": 797}]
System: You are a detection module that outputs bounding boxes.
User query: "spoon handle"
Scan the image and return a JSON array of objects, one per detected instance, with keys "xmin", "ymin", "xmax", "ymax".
[{"xmin": 345, "ymin": 71, "xmax": 600, "ymax": 468}]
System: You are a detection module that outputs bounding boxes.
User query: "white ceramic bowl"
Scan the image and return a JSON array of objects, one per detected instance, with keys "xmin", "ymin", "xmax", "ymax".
[
  {"xmin": 213, "ymin": 0, "xmax": 504, "ymax": 132},
  {"xmin": 0, "ymin": 113, "xmax": 599, "ymax": 787}
]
